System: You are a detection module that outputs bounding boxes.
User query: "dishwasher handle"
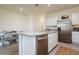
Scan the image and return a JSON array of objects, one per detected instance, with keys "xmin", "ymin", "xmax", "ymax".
[{"xmin": 38, "ymin": 37, "xmax": 48, "ymax": 40}]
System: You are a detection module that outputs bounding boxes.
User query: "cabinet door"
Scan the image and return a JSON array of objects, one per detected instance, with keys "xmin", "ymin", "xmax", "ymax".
[
  {"xmin": 51, "ymin": 33, "xmax": 58, "ymax": 49},
  {"xmin": 45, "ymin": 16, "xmax": 58, "ymax": 26},
  {"xmin": 48, "ymin": 34, "xmax": 53, "ymax": 52},
  {"xmin": 48, "ymin": 33, "xmax": 58, "ymax": 52},
  {"xmin": 72, "ymin": 32, "xmax": 79, "ymax": 43},
  {"xmin": 53, "ymin": 33, "xmax": 58, "ymax": 44},
  {"xmin": 72, "ymin": 13, "xmax": 79, "ymax": 24}
]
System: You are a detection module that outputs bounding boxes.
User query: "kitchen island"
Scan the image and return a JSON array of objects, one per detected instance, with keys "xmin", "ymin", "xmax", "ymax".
[{"xmin": 18, "ymin": 31, "xmax": 58, "ymax": 55}]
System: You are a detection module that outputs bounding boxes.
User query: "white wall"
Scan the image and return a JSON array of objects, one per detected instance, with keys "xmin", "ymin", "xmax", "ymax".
[
  {"xmin": 32, "ymin": 14, "xmax": 45, "ymax": 32},
  {"xmin": 0, "ymin": 9, "xmax": 34, "ymax": 32},
  {"xmin": 0, "ymin": 8, "xmax": 45, "ymax": 32}
]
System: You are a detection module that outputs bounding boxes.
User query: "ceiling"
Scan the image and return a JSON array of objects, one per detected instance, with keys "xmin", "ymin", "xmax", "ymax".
[{"xmin": 0, "ymin": 4, "xmax": 79, "ymax": 15}]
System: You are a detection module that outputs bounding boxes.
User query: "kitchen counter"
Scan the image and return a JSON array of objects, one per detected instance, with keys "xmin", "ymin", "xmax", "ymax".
[
  {"xmin": 19, "ymin": 31, "xmax": 48, "ymax": 55},
  {"xmin": 46, "ymin": 31, "xmax": 58, "ymax": 33},
  {"xmin": 19, "ymin": 31, "xmax": 58, "ymax": 55},
  {"xmin": 18, "ymin": 32, "xmax": 47, "ymax": 37},
  {"xmin": 17, "ymin": 31, "xmax": 57, "ymax": 37}
]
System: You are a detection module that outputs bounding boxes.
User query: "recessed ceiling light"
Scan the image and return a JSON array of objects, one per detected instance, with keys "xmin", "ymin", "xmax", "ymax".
[
  {"xmin": 48, "ymin": 4, "xmax": 51, "ymax": 6},
  {"xmin": 20, "ymin": 8, "xmax": 24, "ymax": 11}
]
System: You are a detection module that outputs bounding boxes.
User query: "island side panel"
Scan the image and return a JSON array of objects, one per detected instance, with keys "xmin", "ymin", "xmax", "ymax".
[{"xmin": 19, "ymin": 34, "xmax": 37, "ymax": 55}]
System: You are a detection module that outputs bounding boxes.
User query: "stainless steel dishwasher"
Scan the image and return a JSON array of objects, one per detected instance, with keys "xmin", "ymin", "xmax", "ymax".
[{"xmin": 36, "ymin": 34, "xmax": 48, "ymax": 55}]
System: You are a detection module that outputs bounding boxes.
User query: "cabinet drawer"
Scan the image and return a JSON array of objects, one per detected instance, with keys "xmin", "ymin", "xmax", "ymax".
[{"xmin": 72, "ymin": 32, "xmax": 79, "ymax": 42}]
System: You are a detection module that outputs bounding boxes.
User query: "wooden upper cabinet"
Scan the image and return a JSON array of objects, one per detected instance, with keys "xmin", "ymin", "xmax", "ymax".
[{"xmin": 72, "ymin": 13, "xmax": 79, "ymax": 25}]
